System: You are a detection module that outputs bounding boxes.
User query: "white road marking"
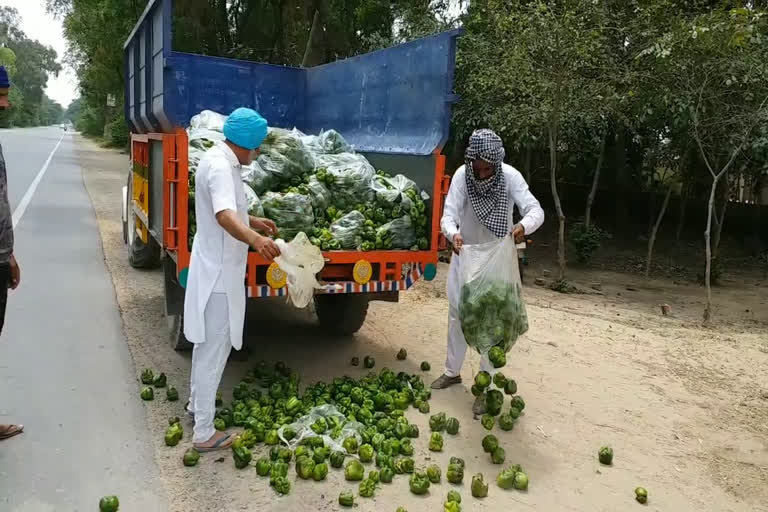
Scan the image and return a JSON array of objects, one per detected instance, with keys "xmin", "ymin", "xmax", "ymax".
[{"xmin": 12, "ymin": 133, "xmax": 65, "ymax": 228}]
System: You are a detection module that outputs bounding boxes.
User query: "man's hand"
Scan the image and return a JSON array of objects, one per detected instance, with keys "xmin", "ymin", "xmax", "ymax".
[
  {"xmin": 511, "ymin": 224, "xmax": 525, "ymax": 244},
  {"xmin": 452, "ymin": 233, "xmax": 464, "ymax": 255},
  {"xmin": 251, "ymin": 233, "xmax": 281, "ymax": 261},
  {"xmin": 9, "ymin": 254, "xmax": 20, "ymax": 290},
  {"xmin": 250, "ymin": 217, "xmax": 278, "ymax": 237}
]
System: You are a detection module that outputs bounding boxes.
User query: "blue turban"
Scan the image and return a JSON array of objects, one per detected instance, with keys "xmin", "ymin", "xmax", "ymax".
[
  {"xmin": 223, "ymin": 108, "xmax": 268, "ymax": 150},
  {"xmin": 0, "ymin": 66, "xmax": 10, "ymax": 89}
]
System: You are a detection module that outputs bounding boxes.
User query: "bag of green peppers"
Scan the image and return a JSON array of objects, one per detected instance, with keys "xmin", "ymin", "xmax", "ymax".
[
  {"xmin": 300, "ymin": 129, "xmax": 351, "ymax": 155},
  {"xmin": 330, "ymin": 211, "xmax": 366, "ymax": 250},
  {"xmin": 262, "ymin": 191, "xmax": 315, "ymax": 241},
  {"xmin": 458, "ymin": 237, "xmax": 529, "ymax": 355},
  {"xmin": 243, "ymin": 182, "xmax": 265, "ymax": 217},
  {"xmin": 370, "ymin": 174, "xmax": 419, "ymax": 211},
  {"xmin": 376, "ymin": 215, "xmax": 418, "ymax": 250},
  {"xmin": 257, "ymin": 128, "xmax": 316, "ymax": 185},
  {"xmin": 241, "ymin": 160, "xmax": 275, "ymax": 196},
  {"xmin": 314, "ymin": 153, "xmax": 375, "ymax": 206}
]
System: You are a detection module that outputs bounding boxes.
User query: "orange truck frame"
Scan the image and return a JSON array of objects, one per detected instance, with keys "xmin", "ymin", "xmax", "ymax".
[{"xmin": 121, "ymin": 0, "xmax": 460, "ymax": 349}]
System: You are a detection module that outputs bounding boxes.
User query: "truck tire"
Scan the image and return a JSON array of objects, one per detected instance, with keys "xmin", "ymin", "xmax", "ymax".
[
  {"xmin": 314, "ymin": 294, "xmax": 369, "ymax": 336},
  {"xmin": 169, "ymin": 314, "xmax": 193, "ymax": 351},
  {"xmin": 126, "ymin": 174, "xmax": 161, "ymax": 269}
]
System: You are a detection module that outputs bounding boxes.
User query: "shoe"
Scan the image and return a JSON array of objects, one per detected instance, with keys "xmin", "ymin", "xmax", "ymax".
[
  {"xmin": 472, "ymin": 395, "xmax": 486, "ymax": 416},
  {"xmin": 431, "ymin": 374, "xmax": 462, "ymax": 390}
]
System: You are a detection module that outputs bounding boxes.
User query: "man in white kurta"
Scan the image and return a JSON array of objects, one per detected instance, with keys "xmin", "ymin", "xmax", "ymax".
[
  {"xmin": 183, "ymin": 108, "xmax": 281, "ymax": 451},
  {"xmin": 433, "ymin": 129, "xmax": 544, "ymax": 414}
]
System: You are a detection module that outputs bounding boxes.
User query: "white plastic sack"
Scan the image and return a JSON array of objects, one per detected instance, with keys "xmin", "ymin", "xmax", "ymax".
[
  {"xmin": 370, "ymin": 174, "xmax": 419, "ymax": 211},
  {"xmin": 330, "ymin": 210, "xmax": 366, "ymax": 249},
  {"xmin": 458, "ymin": 236, "xmax": 528, "ymax": 355},
  {"xmin": 188, "ymin": 110, "xmax": 227, "ymax": 143},
  {"xmin": 241, "ymin": 160, "xmax": 275, "ymax": 195},
  {"xmin": 277, "ymin": 404, "xmax": 364, "ymax": 452},
  {"xmin": 273, "ymin": 232, "xmax": 327, "ymax": 308}
]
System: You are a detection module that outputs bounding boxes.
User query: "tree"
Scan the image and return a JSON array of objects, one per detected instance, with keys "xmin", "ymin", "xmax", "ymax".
[
  {"xmin": 505, "ymin": 1, "xmax": 612, "ymax": 281},
  {"xmin": 65, "ymin": 96, "xmax": 82, "ymax": 124},
  {"xmin": 643, "ymin": 136, "xmax": 684, "ymax": 277},
  {"xmin": 639, "ymin": 6, "xmax": 768, "ymax": 321},
  {"xmin": 0, "ymin": 7, "xmax": 61, "ymax": 128}
]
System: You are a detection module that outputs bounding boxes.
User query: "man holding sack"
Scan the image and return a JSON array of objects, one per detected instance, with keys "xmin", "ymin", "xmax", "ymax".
[{"xmin": 432, "ymin": 129, "xmax": 544, "ymax": 415}]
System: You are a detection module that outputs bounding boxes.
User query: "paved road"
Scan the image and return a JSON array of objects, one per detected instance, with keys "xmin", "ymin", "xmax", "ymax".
[{"xmin": 0, "ymin": 127, "xmax": 167, "ymax": 511}]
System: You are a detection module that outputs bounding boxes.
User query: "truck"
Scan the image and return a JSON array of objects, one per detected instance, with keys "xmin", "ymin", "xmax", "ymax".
[{"xmin": 121, "ymin": 0, "xmax": 461, "ymax": 349}]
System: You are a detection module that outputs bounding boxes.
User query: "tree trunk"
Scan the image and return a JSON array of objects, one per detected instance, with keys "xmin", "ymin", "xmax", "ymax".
[
  {"xmin": 647, "ymin": 186, "xmax": 657, "ymax": 239},
  {"xmin": 585, "ymin": 133, "xmax": 606, "ymax": 229},
  {"xmin": 703, "ymin": 174, "xmax": 722, "ymax": 323},
  {"xmin": 645, "ymin": 185, "xmax": 673, "ymax": 278},
  {"xmin": 712, "ymin": 180, "xmax": 729, "ymax": 260},
  {"xmin": 301, "ymin": 10, "xmax": 323, "ymax": 67},
  {"xmin": 548, "ymin": 124, "xmax": 566, "ymax": 281}
]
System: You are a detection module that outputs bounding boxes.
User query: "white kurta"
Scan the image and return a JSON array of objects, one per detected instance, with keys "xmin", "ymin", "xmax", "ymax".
[
  {"xmin": 183, "ymin": 142, "xmax": 249, "ymax": 350},
  {"xmin": 439, "ymin": 163, "xmax": 544, "ymax": 377}
]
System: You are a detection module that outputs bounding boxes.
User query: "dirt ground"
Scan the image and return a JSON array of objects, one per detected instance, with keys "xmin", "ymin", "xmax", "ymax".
[{"xmin": 77, "ymin": 136, "xmax": 768, "ymax": 512}]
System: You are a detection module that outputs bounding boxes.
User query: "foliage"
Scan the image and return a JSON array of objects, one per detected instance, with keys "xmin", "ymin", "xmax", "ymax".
[
  {"xmin": 0, "ymin": 7, "xmax": 63, "ymax": 128},
  {"xmin": 568, "ymin": 222, "xmax": 608, "ymax": 264},
  {"xmin": 50, "ymin": 0, "xmax": 450, "ymax": 140}
]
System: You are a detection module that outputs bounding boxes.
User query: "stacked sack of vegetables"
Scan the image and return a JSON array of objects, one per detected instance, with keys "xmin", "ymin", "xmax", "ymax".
[{"xmin": 185, "ymin": 110, "xmax": 431, "ymax": 252}]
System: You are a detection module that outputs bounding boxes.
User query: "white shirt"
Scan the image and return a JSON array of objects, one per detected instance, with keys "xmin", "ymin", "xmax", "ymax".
[
  {"xmin": 183, "ymin": 142, "xmax": 249, "ymax": 350},
  {"xmin": 441, "ymin": 163, "xmax": 544, "ymax": 307}
]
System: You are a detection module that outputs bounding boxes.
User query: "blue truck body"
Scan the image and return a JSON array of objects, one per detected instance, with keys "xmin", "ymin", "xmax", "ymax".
[{"xmin": 124, "ymin": 0, "xmax": 460, "ymax": 155}]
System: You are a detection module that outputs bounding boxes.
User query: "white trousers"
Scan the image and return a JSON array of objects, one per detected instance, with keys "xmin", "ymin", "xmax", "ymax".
[
  {"xmin": 189, "ymin": 292, "xmax": 231, "ymax": 443},
  {"xmin": 444, "ymin": 304, "xmax": 493, "ymax": 378}
]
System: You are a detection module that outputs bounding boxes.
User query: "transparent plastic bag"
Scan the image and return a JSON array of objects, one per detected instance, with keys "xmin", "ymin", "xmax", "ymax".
[
  {"xmin": 273, "ymin": 232, "xmax": 327, "ymax": 308},
  {"xmin": 188, "ymin": 146, "xmax": 207, "ymax": 175},
  {"xmin": 376, "ymin": 215, "xmax": 418, "ymax": 249},
  {"xmin": 257, "ymin": 128, "xmax": 316, "ymax": 184},
  {"xmin": 241, "ymin": 160, "xmax": 275, "ymax": 195},
  {"xmin": 243, "ymin": 182, "xmax": 264, "ymax": 217},
  {"xmin": 458, "ymin": 237, "xmax": 528, "ymax": 355},
  {"xmin": 261, "ymin": 191, "xmax": 315, "ymax": 240},
  {"xmin": 315, "ymin": 153, "xmax": 375, "ymax": 207},
  {"xmin": 330, "ymin": 210, "xmax": 366, "ymax": 249},
  {"xmin": 306, "ymin": 175, "xmax": 330, "ymax": 211},
  {"xmin": 188, "ymin": 110, "xmax": 227, "ymax": 143},
  {"xmin": 370, "ymin": 174, "xmax": 419, "ymax": 212},
  {"xmin": 278, "ymin": 404, "xmax": 364, "ymax": 452},
  {"xmin": 301, "ymin": 129, "xmax": 351, "ymax": 155}
]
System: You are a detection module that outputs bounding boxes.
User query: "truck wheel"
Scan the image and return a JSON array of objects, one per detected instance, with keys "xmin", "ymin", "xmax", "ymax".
[
  {"xmin": 169, "ymin": 314, "xmax": 193, "ymax": 351},
  {"xmin": 126, "ymin": 175, "xmax": 161, "ymax": 269},
  {"xmin": 314, "ymin": 294, "xmax": 369, "ymax": 336}
]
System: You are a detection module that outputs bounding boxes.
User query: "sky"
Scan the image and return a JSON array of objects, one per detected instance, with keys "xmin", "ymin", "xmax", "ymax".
[{"xmin": 4, "ymin": 0, "xmax": 79, "ymax": 108}]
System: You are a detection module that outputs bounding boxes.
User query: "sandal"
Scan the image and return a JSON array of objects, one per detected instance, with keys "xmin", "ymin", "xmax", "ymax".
[
  {"xmin": 194, "ymin": 432, "xmax": 232, "ymax": 453},
  {"xmin": 0, "ymin": 424, "xmax": 24, "ymax": 440}
]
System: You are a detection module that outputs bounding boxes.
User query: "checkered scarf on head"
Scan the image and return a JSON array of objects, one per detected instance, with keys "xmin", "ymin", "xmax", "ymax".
[{"xmin": 464, "ymin": 129, "xmax": 508, "ymax": 238}]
